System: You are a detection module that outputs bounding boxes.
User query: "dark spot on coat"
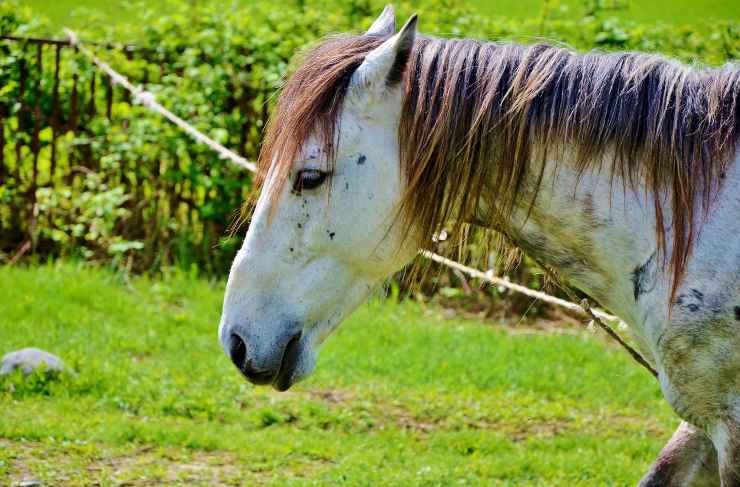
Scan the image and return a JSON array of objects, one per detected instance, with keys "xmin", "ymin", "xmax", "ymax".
[
  {"xmin": 691, "ymin": 289, "xmax": 704, "ymax": 301},
  {"xmin": 357, "ymin": 155, "xmax": 366, "ymax": 165},
  {"xmin": 583, "ymin": 193, "xmax": 594, "ymax": 214},
  {"xmin": 345, "ymin": 182, "xmax": 349, "ymax": 190},
  {"xmin": 656, "ymin": 331, "xmax": 666, "ymax": 347},
  {"xmin": 329, "ymin": 232, "xmax": 336, "ymax": 240},
  {"xmin": 631, "ymin": 253, "xmax": 656, "ymax": 301},
  {"xmin": 735, "ymin": 306, "xmax": 740, "ymax": 321},
  {"xmin": 581, "ymin": 193, "xmax": 602, "ymax": 228},
  {"xmin": 297, "ymin": 223, "xmax": 302, "ymax": 229},
  {"xmin": 289, "ymin": 247, "xmax": 294, "ymax": 252},
  {"xmin": 674, "ymin": 289, "xmax": 708, "ymax": 314}
]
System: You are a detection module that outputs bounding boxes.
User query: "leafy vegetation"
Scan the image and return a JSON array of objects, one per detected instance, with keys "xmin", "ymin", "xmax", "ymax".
[
  {"xmin": 0, "ymin": 0, "xmax": 734, "ymax": 321},
  {"xmin": 0, "ymin": 3, "xmax": 734, "ymax": 484},
  {"xmin": 23, "ymin": 0, "xmax": 740, "ymax": 31},
  {"xmin": 0, "ymin": 263, "xmax": 677, "ymax": 485},
  {"xmin": 1, "ymin": 0, "xmax": 737, "ymax": 273}
]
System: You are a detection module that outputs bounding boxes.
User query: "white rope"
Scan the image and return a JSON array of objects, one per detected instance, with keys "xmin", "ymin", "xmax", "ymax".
[
  {"xmin": 420, "ymin": 251, "xmax": 620, "ymax": 323},
  {"xmin": 64, "ymin": 28, "xmax": 257, "ymax": 173},
  {"xmin": 66, "ymin": 28, "xmax": 623, "ymax": 327}
]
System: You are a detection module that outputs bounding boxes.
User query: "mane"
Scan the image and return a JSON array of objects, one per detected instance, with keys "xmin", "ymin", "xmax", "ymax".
[{"xmin": 258, "ymin": 33, "xmax": 740, "ymax": 300}]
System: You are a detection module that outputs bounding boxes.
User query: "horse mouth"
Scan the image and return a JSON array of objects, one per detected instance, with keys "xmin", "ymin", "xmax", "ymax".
[{"xmin": 273, "ymin": 332, "xmax": 302, "ymax": 391}]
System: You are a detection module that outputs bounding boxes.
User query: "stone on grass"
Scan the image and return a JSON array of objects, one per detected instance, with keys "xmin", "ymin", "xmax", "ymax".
[
  {"xmin": 15, "ymin": 480, "xmax": 43, "ymax": 487},
  {"xmin": 0, "ymin": 348, "xmax": 67, "ymax": 376}
]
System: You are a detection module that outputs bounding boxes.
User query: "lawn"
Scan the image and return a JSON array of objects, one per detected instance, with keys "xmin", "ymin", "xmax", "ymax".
[
  {"xmin": 0, "ymin": 263, "xmax": 678, "ymax": 485},
  {"xmin": 23, "ymin": 0, "xmax": 740, "ymax": 34}
]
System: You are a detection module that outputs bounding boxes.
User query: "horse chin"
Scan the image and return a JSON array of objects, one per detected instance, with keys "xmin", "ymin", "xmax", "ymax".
[{"xmin": 271, "ymin": 335, "xmax": 316, "ymax": 392}]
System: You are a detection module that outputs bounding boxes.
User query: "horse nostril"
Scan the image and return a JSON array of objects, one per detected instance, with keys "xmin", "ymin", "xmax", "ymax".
[
  {"xmin": 229, "ymin": 333, "xmax": 246, "ymax": 369},
  {"xmin": 228, "ymin": 332, "xmax": 275, "ymax": 385}
]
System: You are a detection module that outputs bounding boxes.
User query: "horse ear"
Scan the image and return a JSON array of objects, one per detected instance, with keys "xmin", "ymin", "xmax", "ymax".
[
  {"xmin": 367, "ymin": 5, "xmax": 395, "ymax": 36},
  {"xmin": 352, "ymin": 14, "xmax": 417, "ymax": 91}
]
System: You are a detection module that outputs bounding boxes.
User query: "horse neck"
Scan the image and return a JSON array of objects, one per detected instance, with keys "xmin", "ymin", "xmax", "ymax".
[{"xmin": 485, "ymin": 153, "xmax": 662, "ymax": 324}]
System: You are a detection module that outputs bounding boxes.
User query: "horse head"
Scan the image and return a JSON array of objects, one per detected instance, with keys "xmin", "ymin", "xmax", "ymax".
[{"xmin": 219, "ymin": 7, "xmax": 419, "ymax": 390}]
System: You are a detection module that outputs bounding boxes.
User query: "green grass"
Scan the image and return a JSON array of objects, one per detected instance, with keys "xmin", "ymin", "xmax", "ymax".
[
  {"xmin": 22, "ymin": 0, "xmax": 740, "ymax": 34},
  {"xmin": 0, "ymin": 263, "xmax": 678, "ymax": 485},
  {"xmin": 469, "ymin": 0, "xmax": 739, "ymax": 25}
]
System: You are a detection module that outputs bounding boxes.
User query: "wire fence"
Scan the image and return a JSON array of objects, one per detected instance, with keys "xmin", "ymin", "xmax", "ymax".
[
  {"xmin": 0, "ymin": 32, "xmax": 252, "ymax": 270},
  {"xmin": 63, "ymin": 27, "xmax": 620, "ymax": 322},
  {"xmin": 64, "ymin": 30, "xmax": 256, "ymax": 173},
  {"xmin": 64, "ymin": 29, "xmax": 659, "ymax": 376}
]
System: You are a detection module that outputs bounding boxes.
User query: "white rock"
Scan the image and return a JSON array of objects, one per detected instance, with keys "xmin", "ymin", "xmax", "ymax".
[
  {"xmin": 15, "ymin": 480, "xmax": 43, "ymax": 487},
  {"xmin": 0, "ymin": 348, "xmax": 67, "ymax": 376}
]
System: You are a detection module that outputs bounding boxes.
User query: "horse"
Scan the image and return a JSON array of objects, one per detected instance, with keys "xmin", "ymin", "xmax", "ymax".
[{"xmin": 218, "ymin": 6, "xmax": 740, "ymax": 485}]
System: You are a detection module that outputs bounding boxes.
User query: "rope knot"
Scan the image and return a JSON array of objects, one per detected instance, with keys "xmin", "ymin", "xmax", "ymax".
[{"xmin": 134, "ymin": 91, "xmax": 156, "ymax": 107}]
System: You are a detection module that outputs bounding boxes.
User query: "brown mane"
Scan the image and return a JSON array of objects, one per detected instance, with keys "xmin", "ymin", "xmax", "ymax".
[{"xmin": 258, "ymin": 32, "xmax": 740, "ymax": 300}]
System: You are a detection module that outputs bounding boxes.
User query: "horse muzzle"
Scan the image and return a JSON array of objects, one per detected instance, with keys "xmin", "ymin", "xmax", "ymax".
[{"xmin": 222, "ymin": 323, "xmax": 304, "ymax": 391}]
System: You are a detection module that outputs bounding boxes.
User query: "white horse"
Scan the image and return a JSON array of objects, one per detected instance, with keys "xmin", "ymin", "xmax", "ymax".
[{"xmin": 219, "ymin": 7, "xmax": 740, "ymax": 485}]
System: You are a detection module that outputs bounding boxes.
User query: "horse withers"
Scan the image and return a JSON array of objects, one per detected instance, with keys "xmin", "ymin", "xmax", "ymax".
[{"xmin": 219, "ymin": 6, "xmax": 740, "ymax": 485}]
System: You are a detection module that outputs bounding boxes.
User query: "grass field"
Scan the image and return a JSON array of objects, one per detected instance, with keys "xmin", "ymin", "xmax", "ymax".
[
  {"xmin": 0, "ymin": 263, "xmax": 678, "ymax": 485},
  {"xmin": 23, "ymin": 0, "xmax": 740, "ymax": 35}
]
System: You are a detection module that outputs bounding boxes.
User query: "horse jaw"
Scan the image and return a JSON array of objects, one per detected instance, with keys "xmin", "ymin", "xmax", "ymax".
[
  {"xmin": 219, "ymin": 88, "xmax": 416, "ymax": 391},
  {"xmin": 219, "ymin": 13, "xmax": 420, "ymax": 390}
]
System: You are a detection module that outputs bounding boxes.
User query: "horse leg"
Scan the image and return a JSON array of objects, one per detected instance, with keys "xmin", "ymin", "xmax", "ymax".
[
  {"xmin": 652, "ymin": 280, "xmax": 740, "ymax": 486},
  {"xmin": 639, "ymin": 421, "xmax": 719, "ymax": 487},
  {"xmin": 710, "ymin": 419, "xmax": 740, "ymax": 487}
]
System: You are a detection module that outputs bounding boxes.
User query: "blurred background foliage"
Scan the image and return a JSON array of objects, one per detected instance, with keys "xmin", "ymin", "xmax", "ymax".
[{"xmin": 0, "ymin": 0, "xmax": 738, "ymax": 316}]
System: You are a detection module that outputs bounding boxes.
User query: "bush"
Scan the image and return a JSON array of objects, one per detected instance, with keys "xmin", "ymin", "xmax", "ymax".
[{"xmin": 0, "ymin": 0, "xmax": 737, "ymax": 312}]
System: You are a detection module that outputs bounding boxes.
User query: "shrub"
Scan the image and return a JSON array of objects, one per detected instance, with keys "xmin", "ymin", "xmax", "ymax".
[{"xmin": 0, "ymin": 0, "xmax": 737, "ymax": 311}]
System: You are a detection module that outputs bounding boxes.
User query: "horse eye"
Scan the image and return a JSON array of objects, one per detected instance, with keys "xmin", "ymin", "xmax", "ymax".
[{"xmin": 293, "ymin": 169, "xmax": 327, "ymax": 192}]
